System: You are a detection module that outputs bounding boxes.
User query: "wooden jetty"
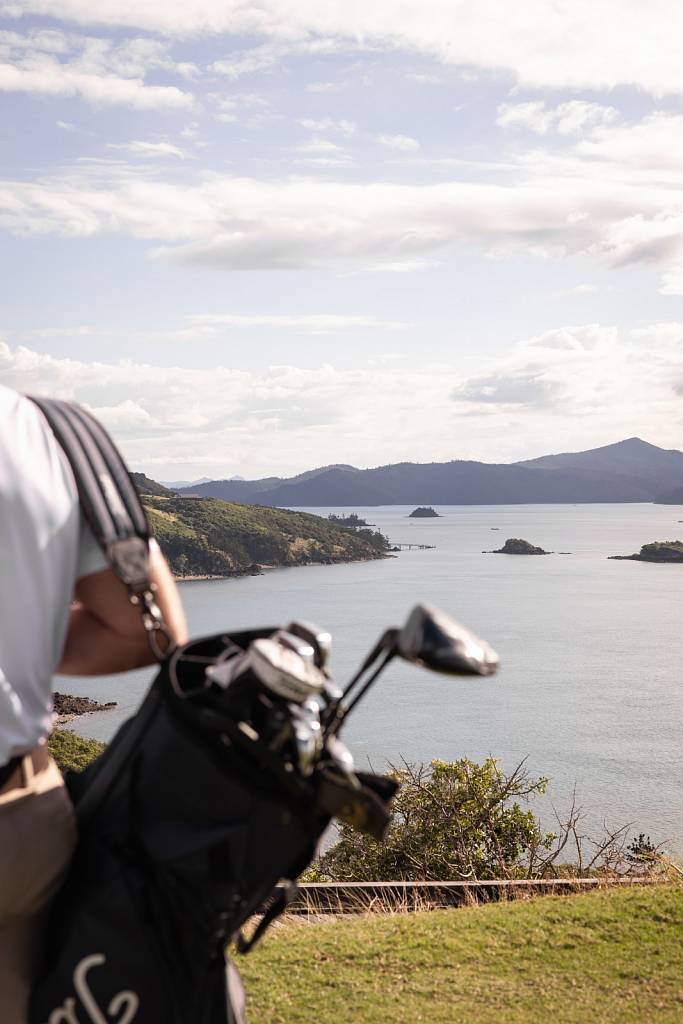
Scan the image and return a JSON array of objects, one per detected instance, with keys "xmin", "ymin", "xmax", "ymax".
[{"xmin": 392, "ymin": 542, "xmax": 436, "ymax": 550}]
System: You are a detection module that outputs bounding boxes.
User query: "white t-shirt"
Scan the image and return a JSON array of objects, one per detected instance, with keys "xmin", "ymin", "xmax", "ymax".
[{"xmin": 0, "ymin": 386, "xmax": 107, "ymax": 763}]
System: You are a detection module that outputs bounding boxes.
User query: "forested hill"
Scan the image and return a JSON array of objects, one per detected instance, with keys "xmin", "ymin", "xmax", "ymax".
[
  {"xmin": 179, "ymin": 437, "xmax": 683, "ymax": 507},
  {"xmin": 130, "ymin": 472, "xmax": 175, "ymax": 497},
  {"xmin": 141, "ymin": 494, "xmax": 388, "ymax": 578}
]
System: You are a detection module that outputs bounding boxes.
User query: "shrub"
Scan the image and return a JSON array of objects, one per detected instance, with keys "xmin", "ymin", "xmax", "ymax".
[
  {"xmin": 314, "ymin": 757, "xmax": 555, "ymax": 882},
  {"xmin": 48, "ymin": 729, "xmax": 105, "ymax": 773},
  {"xmin": 311, "ymin": 757, "xmax": 670, "ymax": 882}
]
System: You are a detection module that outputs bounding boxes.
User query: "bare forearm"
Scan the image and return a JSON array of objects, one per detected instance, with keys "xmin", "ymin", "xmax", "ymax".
[
  {"xmin": 57, "ymin": 604, "xmax": 154, "ymax": 676},
  {"xmin": 57, "ymin": 542, "xmax": 188, "ymax": 676}
]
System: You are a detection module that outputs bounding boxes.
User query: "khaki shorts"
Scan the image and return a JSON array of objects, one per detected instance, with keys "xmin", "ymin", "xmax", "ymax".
[{"xmin": 0, "ymin": 750, "xmax": 77, "ymax": 1024}]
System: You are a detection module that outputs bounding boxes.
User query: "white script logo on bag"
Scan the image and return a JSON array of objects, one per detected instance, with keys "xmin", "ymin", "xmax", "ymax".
[{"xmin": 45, "ymin": 954, "xmax": 139, "ymax": 1024}]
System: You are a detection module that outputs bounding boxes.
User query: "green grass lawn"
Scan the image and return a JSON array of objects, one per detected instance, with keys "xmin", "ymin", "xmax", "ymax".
[{"xmin": 239, "ymin": 885, "xmax": 683, "ymax": 1024}]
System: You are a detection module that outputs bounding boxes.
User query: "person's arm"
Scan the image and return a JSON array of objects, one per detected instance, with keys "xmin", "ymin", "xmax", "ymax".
[{"xmin": 57, "ymin": 541, "xmax": 188, "ymax": 676}]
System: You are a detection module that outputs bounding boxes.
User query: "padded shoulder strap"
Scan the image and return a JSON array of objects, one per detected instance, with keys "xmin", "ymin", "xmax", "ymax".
[{"xmin": 27, "ymin": 396, "xmax": 151, "ymax": 592}]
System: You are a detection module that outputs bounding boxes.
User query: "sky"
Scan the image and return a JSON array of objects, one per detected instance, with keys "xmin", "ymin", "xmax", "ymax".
[{"xmin": 1, "ymin": 2, "xmax": 683, "ymax": 480}]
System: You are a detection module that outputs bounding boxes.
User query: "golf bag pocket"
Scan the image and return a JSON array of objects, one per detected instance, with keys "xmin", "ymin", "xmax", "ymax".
[{"xmin": 31, "ymin": 823, "xmax": 247, "ymax": 1024}]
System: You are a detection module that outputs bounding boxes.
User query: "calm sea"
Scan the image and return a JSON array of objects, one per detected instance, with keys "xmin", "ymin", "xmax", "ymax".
[{"xmin": 63, "ymin": 504, "xmax": 683, "ymax": 854}]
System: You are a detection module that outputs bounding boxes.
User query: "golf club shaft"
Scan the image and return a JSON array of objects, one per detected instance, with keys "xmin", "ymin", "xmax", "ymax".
[{"xmin": 327, "ymin": 648, "xmax": 396, "ymax": 736}]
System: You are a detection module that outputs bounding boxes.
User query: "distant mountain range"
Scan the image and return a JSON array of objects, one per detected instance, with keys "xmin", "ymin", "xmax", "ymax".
[
  {"xmin": 158, "ymin": 476, "xmax": 213, "ymax": 489},
  {"xmin": 174, "ymin": 438, "xmax": 683, "ymax": 507}
]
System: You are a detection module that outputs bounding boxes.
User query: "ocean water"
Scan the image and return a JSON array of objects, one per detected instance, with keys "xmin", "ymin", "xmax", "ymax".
[{"xmin": 63, "ymin": 504, "xmax": 683, "ymax": 853}]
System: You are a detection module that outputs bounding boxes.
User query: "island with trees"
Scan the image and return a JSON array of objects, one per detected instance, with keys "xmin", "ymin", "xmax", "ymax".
[
  {"xmin": 409, "ymin": 507, "xmax": 440, "ymax": 518},
  {"xmin": 140, "ymin": 490, "xmax": 390, "ymax": 578},
  {"xmin": 486, "ymin": 538, "xmax": 551, "ymax": 555},
  {"xmin": 609, "ymin": 540, "xmax": 683, "ymax": 562},
  {"xmin": 327, "ymin": 513, "xmax": 374, "ymax": 528}
]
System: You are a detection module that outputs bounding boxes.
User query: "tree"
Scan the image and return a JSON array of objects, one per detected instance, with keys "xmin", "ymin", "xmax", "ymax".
[{"xmin": 315, "ymin": 757, "xmax": 555, "ymax": 881}]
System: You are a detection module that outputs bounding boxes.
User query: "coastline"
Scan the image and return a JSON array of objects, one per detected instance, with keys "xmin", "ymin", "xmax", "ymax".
[
  {"xmin": 173, "ymin": 552, "xmax": 391, "ymax": 583},
  {"xmin": 53, "ymin": 692, "xmax": 117, "ymax": 729}
]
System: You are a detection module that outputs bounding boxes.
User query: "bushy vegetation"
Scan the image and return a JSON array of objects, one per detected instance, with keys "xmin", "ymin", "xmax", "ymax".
[
  {"xmin": 312, "ymin": 758, "xmax": 554, "ymax": 882},
  {"xmin": 143, "ymin": 496, "xmax": 389, "ymax": 577},
  {"xmin": 48, "ymin": 729, "xmax": 105, "ymax": 772},
  {"xmin": 310, "ymin": 758, "xmax": 668, "ymax": 882},
  {"xmin": 638, "ymin": 541, "xmax": 683, "ymax": 562},
  {"xmin": 327, "ymin": 513, "xmax": 371, "ymax": 528}
]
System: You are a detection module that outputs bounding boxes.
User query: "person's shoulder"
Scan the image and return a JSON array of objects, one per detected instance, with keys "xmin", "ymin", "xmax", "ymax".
[
  {"xmin": 0, "ymin": 383, "xmax": 22, "ymax": 417},
  {"xmin": 0, "ymin": 386, "xmax": 43, "ymax": 427},
  {"xmin": 0, "ymin": 388, "xmax": 77, "ymax": 502},
  {"xmin": 0, "ymin": 388, "xmax": 61, "ymax": 457}
]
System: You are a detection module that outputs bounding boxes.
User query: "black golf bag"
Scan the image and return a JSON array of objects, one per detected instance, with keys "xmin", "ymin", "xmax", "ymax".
[{"xmin": 28, "ymin": 399, "xmax": 397, "ymax": 1024}]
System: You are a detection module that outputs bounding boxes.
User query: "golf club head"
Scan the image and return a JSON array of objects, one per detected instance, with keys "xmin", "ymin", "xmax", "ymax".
[
  {"xmin": 272, "ymin": 629, "xmax": 316, "ymax": 665},
  {"xmin": 286, "ymin": 620, "xmax": 332, "ymax": 670},
  {"xmin": 397, "ymin": 604, "xmax": 499, "ymax": 676},
  {"xmin": 249, "ymin": 637, "xmax": 327, "ymax": 702}
]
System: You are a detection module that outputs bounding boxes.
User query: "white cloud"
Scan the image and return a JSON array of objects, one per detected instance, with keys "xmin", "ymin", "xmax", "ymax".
[
  {"xmin": 554, "ymin": 101, "xmax": 618, "ymax": 136},
  {"xmin": 576, "ymin": 112, "xmax": 683, "ymax": 173},
  {"xmin": 0, "ymin": 61, "xmax": 192, "ymax": 108},
  {"xmin": 497, "ymin": 100, "xmax": 618, "ymax": 135},
  {"xmin": 357, "ymin": 259, "xmax": 441, "ymax": 274},
  {"xmin": 0, "ymin": 339, "xmax": 462, "ymax": 472},
  {"xmin": 8, "ymin": 3, "xmax": 683, "ymax": 96},
  {"xmin": 210, "ymin": 92, "xmax": 270, "ymax": 125},
  {"xmin": 450, "ymin": 323, "xmax": 683, "ymax": 459},
  {"xmin": 658, "ymin": 268, "xmax": 683, "ymax": 296},
  {"xmin": 565, "ymin": 283, "xmax": 597, "ymax": 295},
  {"xmin": 377, "ymin": 133, "xmax": 420, "ymax": 151},
  {"xmin": 107, "ymin": 140, "xmax": 187, "ymax": 159},
  {"xmin": 497, "ymin": 101, "xmax": 552, "ymax": 134},
  {"xmin": 520, "ymin": 324, "xmax": 617, "ymax": 353},
  {"xmin": 454, "ymin": 368, "xmax": 565, "ymax": 406},
  {"xmin": 4, "ymin": 112, "xmax": 683, "ymax": 283},
  {"xmin": 297, "ymin": 138, "xmax": 342, "ymax": 154},
  {"xmin": 210, "ymin": 37, "xmax": 341, "ymax": 80},
  {"xmin": 305, "ymin": 81, "xmax": 338, "ymax": 93},
  {"xmin": 3, "ymin": 321, "xmax": 683, "ymax": 474},
  {"xmin": 300, "ymin": 118, "xmax": 355, "ymax": 137},
  {"xmin": 210, "ymin": 44, "xmax": 282, "ymax": 80},
  {"xmin": 90, "ymin": 398, "xmax": 157, "ymax": 429},
  {"xmin": 294, "ymin": 157, "xmax": 351, "ymax": 167},
  {"xmin": 405, "ymin": 72, "xmax": 441, "ymax": 85},
  {"xmin": 186, "ymin": 313, "xmax": 406, "ymax": 330},
  {"xmin": 0, "ymin": 29, "xmax": 194, "ymax": 108}
]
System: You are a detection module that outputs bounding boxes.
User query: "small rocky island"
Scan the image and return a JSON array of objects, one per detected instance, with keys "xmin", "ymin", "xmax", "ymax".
[
  {"xmin": 409, "ymin": 506, "xmax": 440, "ymax": 518},
  {"xmin": 609, "ymin": 540, "xmax": 683, "ymax": 563},
  {"xmin": 486, "ymin": 537, "xmax": 551, "ymax": 555}
]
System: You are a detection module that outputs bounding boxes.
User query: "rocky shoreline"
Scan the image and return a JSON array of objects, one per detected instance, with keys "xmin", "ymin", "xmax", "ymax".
[
  {"xmin": 174, "ymin": 552, "xmax": 390, "ymax": 583},
  {"xmin": 609, "ymin": 540, "xmax": 683, "ymax": 563},
  {"xmin": 53, "ymin": 691, "xmax": 117, "ymax": 726}
]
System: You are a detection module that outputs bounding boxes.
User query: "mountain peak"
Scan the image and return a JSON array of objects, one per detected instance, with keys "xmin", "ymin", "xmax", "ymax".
[{"xmin": 610, "ymin": 437, "xmax": 654, "ymax": 449}]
